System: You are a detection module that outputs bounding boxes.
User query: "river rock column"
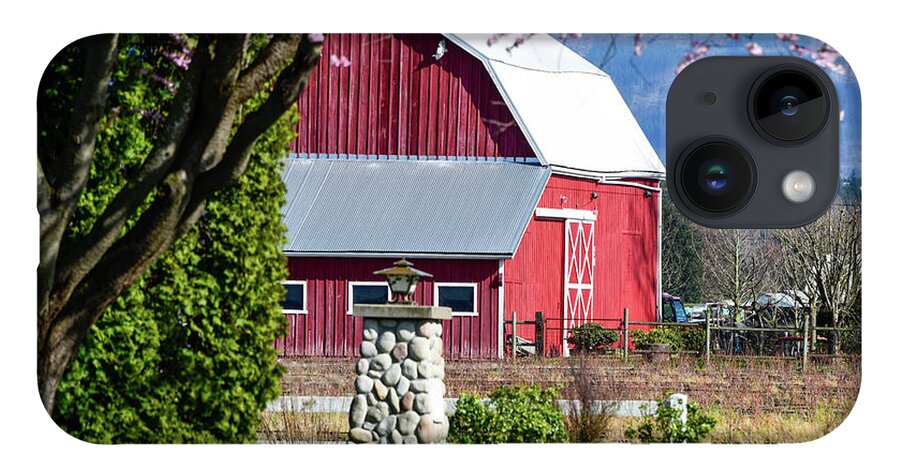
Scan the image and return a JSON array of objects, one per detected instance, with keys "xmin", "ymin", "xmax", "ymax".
[{"xmin": 348, "ymin": 304, "xmax": 451, "ymax": 444}]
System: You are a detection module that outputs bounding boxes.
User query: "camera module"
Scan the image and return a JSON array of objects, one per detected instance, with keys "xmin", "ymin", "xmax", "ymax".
[{"xmin": 667, "ymin": 56, "xmax": 840, "ymax": 227}]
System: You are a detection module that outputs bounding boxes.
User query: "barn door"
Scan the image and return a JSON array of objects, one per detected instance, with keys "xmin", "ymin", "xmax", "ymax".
[{"xmin": 563, "ymin": 219, "xmax": 595, "ymax": 356}]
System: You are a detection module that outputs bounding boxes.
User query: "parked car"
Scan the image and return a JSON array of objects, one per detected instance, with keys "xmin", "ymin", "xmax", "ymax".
[
  {"xmin": 689, "ymin": 303, "xmax": 707, "ymax": 320},
  {"xmin": 661, "ymin": 293, "xmax": 689, "ymax": 323}
]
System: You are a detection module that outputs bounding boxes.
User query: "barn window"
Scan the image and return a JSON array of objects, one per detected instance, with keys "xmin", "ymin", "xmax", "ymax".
[
  {"xmin": 281, "ymin": 280, "xmax": 307, "ymax": 313},
  {"xmin": 348, "ymin": 281, "xmax": 391, "ymax": 313},
  {"xmin": 434, "ymin": 283, "xmax": 478, "ymax": 315}
]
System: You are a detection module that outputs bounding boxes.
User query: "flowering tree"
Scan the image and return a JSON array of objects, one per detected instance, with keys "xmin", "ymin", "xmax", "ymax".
[
  {"xmin": 661, "ymin": 34, "xmax": 847, "ymax": 74},
  {"xmin": 37, "ymin": 34, "xmax": 322, "ymax": 414}
]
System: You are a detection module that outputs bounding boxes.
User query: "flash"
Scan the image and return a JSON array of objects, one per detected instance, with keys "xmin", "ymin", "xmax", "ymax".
[{"xmin": 782, "ymin": 170, "xmax": 816, "ymax": 203}]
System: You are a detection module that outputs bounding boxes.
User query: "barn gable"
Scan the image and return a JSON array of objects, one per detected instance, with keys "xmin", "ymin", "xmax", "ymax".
[
  {"xmin": 293, "ymin": 33, "xmax": 664, "ymax": 180},
  {"xmin": 446, "ymin": 34, "xmax": 665, "ymax": 179}
]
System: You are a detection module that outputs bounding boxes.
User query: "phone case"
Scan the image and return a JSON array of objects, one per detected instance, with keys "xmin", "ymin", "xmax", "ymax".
[{"xmin": 38, "ymin": 33, "xmax": 860, "ymax": 445}]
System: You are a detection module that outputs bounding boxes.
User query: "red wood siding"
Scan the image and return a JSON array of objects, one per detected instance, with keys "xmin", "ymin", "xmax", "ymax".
[
  {"xmin": 293, "ymin": 34, "xmax": 534, "ymax": 158},
  {"xmin": 278, "ymin": 257, "xmax": 501, "ymax": 359},
  {"xmin": 504, "ymin": 175, "xmax": 660, "ymax": 355}
]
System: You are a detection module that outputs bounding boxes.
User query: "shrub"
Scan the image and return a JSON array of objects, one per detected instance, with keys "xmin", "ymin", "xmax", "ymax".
[
  {"xmin": 449, "ymin": 385, "xmax": 569, "ymax": 443},
  {"xmin": 681, "ymin": 328, "xmax": 706, "ymax": 353},
  {"xmin": 567, "ymin": 322, "xmax": 619, "ymax": 352},
  {"xmin": 625, "ymin": 392, "xmax": 717, "ymax": 443},
  {"xmin": 630, "ymin": 327, "xmax": 704, "ymax": 352}
]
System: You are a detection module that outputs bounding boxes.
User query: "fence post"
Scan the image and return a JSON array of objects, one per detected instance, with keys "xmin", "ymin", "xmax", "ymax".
[
  {"xmin": 511, "ymin": 311, "xmax": 517, "ymax": 360},
  {"xmin": 623, "ymin": 308, "xmax": 630, "ymax": 363},
  {"xmin": 802, "ymin": 312, "xmax": 809, "ymax": 371},
  {"xmin": 535, "ymin": 311, "xmax": 544, "ymax": 357},
  {"xmin": 705, "ymin": 310, "xmax": 711, "ymax": 365}
]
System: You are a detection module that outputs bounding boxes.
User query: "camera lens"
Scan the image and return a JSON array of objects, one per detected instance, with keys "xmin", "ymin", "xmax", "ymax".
[
  {"xmin": 780, "ymin": 95, "xmax": 799, "ymax": 116},
  {"xmin": 699, "ymin": 159, "xmax": 732, "ymax": 196},
  {"xmin": 752, "ymin": 68, "xmax": 829, "ymax": 142},
  {"xmin": 677, "ymin": 140, "xmax": 756, "ymax": 215}
]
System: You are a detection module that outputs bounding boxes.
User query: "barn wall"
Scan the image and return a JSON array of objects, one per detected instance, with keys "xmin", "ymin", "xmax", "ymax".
[
  {"xmin": 293, "ymin": 34, "xmax": 535, "ymax": 159},
  {"xmin": 278, "ymin": 257, "xmax": 501, "ymax": 359},
  {"xmin": 504, "ymin": 174, "xmax": 660, "ymax": 355}
]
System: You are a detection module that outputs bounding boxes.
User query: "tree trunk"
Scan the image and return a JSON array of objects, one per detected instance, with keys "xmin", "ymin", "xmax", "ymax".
[{"xmin": 832, "ymin": 309, "xmax": 842, "ymax": 355}]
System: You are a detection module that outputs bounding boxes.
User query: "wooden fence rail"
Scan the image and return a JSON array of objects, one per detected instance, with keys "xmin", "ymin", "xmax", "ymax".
[{"xmin": 505, "ymin": 308, "xmax": 857, "ymax": 370}]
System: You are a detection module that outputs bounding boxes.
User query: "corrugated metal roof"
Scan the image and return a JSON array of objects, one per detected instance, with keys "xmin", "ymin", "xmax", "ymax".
[
  {"xmin": 288, "ymin": 153, "xmax": 541, "ymax": 165},
  {"xmin": 445, "ymin": 34, "xmax": 665, "ymax": 179},
  {"xmin": 281, "ymin": 159, "xmax": 551, "ymax": 257}
]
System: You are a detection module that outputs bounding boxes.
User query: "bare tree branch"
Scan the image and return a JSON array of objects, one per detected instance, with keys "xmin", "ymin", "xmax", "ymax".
[
  {"xmin": 174, "ymin": 36, "xmax": 324, "ymax": 243},
  {"xmin": 199, "ymin": 36, "xmax": 322, "ymax": 194},
  {"xmin": 235, "ymin": 34, "xmax": 303, "ymax": 103}
]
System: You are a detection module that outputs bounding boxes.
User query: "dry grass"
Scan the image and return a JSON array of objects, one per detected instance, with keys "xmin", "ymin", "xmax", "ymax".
[
  {"xmin": 563, "ymin": 355, "xmax": 623, "ymax": 442},
  {"xmin": 600, "ymin": 404, "xmax": 852, "ymax": 443},
  {"xmin": 257, "ymin": 399, "xmax": 347, "ymax": 444}
]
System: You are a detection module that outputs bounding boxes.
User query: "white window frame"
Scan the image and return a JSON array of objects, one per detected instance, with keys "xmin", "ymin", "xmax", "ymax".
[
  {"xmin": 347, "ymin": 281, "xmax": 392, "ymax": 314},
  {"xmin": 281, "ymin": 280, "xmax": 307, "ymax": 314},
  {"xmin": 434, "ymin": 282, "xmax": 478, "ymax": 316}
]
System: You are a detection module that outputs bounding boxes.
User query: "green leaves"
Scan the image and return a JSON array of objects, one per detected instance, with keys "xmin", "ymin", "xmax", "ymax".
[
  {"xmin": 567, "ymin": 322, "xmax": 619, "ymax": 351},
  {"xmin": 448, "ymin": 385, "xmax": 569, "ymax": 444},
  {"xmin": 630, "ymin": 327, "xmax": 705, "ymax": 352},
  {"xmin": 52, "ymin": 35, "xmax": 295, "ymax": 443},
  {"xmin": 625, "ymin": 392, "xmax": 717, "ymax": 443}
]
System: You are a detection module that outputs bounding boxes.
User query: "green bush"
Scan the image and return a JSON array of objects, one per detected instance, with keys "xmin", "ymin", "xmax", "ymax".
[
  {"xmin": 567, "ymin": 322, "xmax": 619, "ymax": 352},
  {"xmin": 630, "ymin": 327, "xmax": 704, "ymax": 353},
  {"xmin": 625, "ymin": 392, "xmax": 717, "ymax": 443},
  {"xmin": 449, "ymin": 385, "xmax": 569, "ymax": 443}
]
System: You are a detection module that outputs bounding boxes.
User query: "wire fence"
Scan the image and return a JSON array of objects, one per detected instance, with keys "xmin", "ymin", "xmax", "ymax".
[{"xmin": 504, "ymin": 308, "xmax": 858, "ymax": 370}]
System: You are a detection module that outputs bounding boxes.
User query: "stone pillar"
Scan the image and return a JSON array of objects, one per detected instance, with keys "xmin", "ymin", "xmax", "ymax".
[{"xmin": 348, "ymin": 304, "xmax": 451, "ymax": 444}]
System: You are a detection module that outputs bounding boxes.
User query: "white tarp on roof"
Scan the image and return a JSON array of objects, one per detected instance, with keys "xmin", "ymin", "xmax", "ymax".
[{"xmin": 445, "ymin": 34, "xmax": 665, "ymax": 179}]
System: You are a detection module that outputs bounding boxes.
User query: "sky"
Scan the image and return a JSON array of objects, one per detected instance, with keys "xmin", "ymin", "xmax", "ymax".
[{"xmin": 559, "ymin": 34, "xmax": 861, "ymax": 177}]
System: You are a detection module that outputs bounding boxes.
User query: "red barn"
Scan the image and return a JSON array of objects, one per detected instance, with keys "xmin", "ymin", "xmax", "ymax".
[{"xmin": 277, "ymin": 34, "xmax": 665, "ymax": 359}]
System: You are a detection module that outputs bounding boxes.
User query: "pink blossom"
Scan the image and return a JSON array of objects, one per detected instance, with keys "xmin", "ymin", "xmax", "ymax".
[
  {"xmin": 789, "ymin": 42, "xmax": 846, "ymax": 75},
  {"xmin": 676, "ymin": 43, "xmax": 710, "ymax": 73},
  {"xmin": 812, "ymin": 44, "xmax": 845, "ymax": 74},
  {"xmin": 775, "ymin": 33, "xmax": 800, "ymax": 42},
  {"xmin": 150, "ymin": 73, "xmax": 176, "ymax": 93},
  {"xmin": 308, "ymin": 33, "xmax": 325, "ymax": 43},
  {"xmin": 745, "ymin": 42, "xmax": 763, "ymax": 56},
  {"xmin": 162, "ymin": 48, "xmax": 192, "ymax": 70},
  {"xmin": 486, "ymin": 34, "xmax": 507, "ymax": 47},
  {"xmin": 329, "ymin": 54, "xmax": 351, "ymax": 68},
  {"xmin": 170, "ymin": 33, "xmax": 188, "ymax": 49},
  {"xmin": 789, "ymin": 44, "xmax": 809, "ymax": 56},
  {"xmin": 137, "ymin": 109, "xmax": 164, "ymax": 121}
]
